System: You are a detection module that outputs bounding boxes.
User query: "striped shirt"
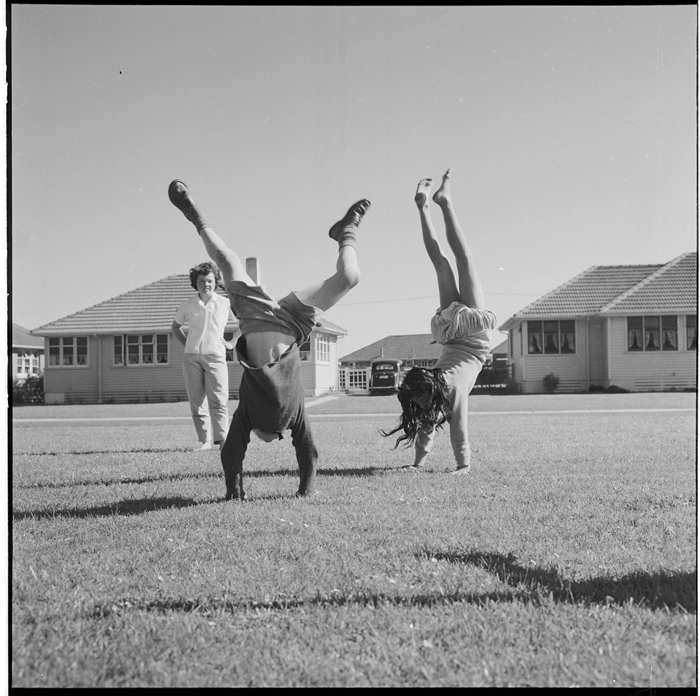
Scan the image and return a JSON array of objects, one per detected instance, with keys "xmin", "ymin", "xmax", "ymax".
[{"xmin": 430, "ymin": 302, "xmax": 498, "ymax": 360}]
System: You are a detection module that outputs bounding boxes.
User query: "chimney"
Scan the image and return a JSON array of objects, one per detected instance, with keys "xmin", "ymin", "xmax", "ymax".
[{"xmin": 246, "ymin": 257, "xmax": 260, "ymax": 286}]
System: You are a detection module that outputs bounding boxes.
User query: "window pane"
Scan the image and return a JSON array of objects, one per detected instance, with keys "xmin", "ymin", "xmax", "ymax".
[
  {"xmin": 127, "ymin": 335, "xmax": 139, "ymax": 345},
  {"xmin": 527, "ymin": 321, "xmax": 542, "ymax": 354},
  {"xmin": 627, "ymin": 317, "xmax": 643, "ymax": 351},
  {"xmin": 156, "ymin": 335, "xmax": 169, "ymax": 363},
  {"xmin": 141, "ymin": 335, "xmax": 153, "ymax": 344},
  {"xmin": 688, "ymin": 315, "xmax": 697, "ymax": 351},
  {"xmin": 644, "ymin": 316, "xmax": 660, "ymax": 351},
  {"xmin": 76, "ymin": 338, "xmax": 88, "ymax": 365},
  {"xmin": 661, "ymin": 316, "xmax": 678, "ymax": 351},
  {"xmin": 114, "ymin": 336, "xmax": 123, "ymax": 365},
  {"xmin": 559, "ymin": 320, "xmax": 575, "ymax": 353},
  {"xmin": 543, "ymin": 321, "xmax": 559, "ymax": 354},
  {"xmin": 49, "ymin": 338, "xmax": 59, "ymax": 347},
  {"xmin": 142, "ymin": 344, "xmax": 154, "ymax": 363},
  {"xmin": 128, "ymin": 345, "xmax": 140, "ymax": 364},
  {"xmin": 49, "ymin": 345, "xmax": 60, "ymax": 365}
]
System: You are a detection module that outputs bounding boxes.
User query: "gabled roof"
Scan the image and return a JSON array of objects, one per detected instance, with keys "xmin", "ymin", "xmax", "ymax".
[
  {"xmin": 12, "ymin": 323, "xmax": 45, "ymax": 350},
  {"xmin": 340, "ymin": 334, "xmax": 443, "ymax": 363},
  {"xmin": 499, "ymin": 252, "xmax": 697, "ymax": 331},
  {"xmin": 600, "ymin": 251, "xmax": 697, "ymax": 315},
  {"xmin": 32, "ymin": 275, "xmax": 347, "ymax": 337},
  {"xmin": 491, "ymin": 339, "xmax": 508, "ymax": 355}
]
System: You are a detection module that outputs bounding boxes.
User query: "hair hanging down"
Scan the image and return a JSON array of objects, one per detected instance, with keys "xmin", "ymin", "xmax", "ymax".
[
  {"xmin": 189, "ymin": 261, "xmax": 222, "ymax": 291},
  {"xmin": 381, "ymin": 367, "xmax": 452, "ymax": 449}
]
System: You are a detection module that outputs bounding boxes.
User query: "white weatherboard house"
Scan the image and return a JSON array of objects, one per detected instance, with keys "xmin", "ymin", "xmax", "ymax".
[
  {"xmin": 32, "ymin": 275, "xmax": 348, "ymax": 404},
  {"xmin": 12, "ymin": 323, "xmax": 45, "ymax": 382},
  {"xmin": 499, "ymin": 252, "xmax": 697, "ymax": 393}
]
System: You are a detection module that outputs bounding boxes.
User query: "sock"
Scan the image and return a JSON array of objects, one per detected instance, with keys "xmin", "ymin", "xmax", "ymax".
[
  {"xmin": 169, "ymin": 180, "xmax": 210, "ymax": 233},
  {"xmin": 336, "ymin": 229, "xmax": 357, "ymax": 249}
]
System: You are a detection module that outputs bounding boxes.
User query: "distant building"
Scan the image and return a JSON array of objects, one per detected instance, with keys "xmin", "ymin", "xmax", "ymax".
[
  {"xmin": 339, "ymin": 334, "xmax": 443, "ymax": 370},
  {"xmin": 11, "ymin": 324, "xmax": 45, "ymax": 382},
  {"xmin": 338, "ymin": 333, "xmax": 511, "ymax": 392},
  {"xmin": 32, "ymin": 273, "xmax": 347, "ymax": 404},
  {"xmin": 499, "ymin": 251, "xmax": 697, "ymax": 393}
]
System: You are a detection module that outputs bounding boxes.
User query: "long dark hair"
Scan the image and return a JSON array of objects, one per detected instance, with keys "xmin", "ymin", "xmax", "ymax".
[{"xmin": 381, "ymin": 367, "xmax": 452, "ymax": 449}]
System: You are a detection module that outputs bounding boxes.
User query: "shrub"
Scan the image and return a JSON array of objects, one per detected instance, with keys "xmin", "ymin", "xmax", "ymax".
[
  {"xmin": 542, "ymin": 372, "xmax": 560, "ymax": 394},
  {"xmin": 12, "ymin": 375, "xmax": 44, "ymax": 405},
  {"xmin": 604, "ymin": 385, "xmax": 630, "ymax": 394},
  {"xmin": 588, "ymin": 384, "xmax": 605, "ymax": 393}
]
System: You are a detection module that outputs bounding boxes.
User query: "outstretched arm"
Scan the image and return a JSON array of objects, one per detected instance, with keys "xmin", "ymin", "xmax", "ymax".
[
  {"xmin": 220, "ymin": 406, "xmax": 251, "ymax": 500},
  {"xmin": 291, "ymin": 411, "xmax": 319, "ymax": 497}
]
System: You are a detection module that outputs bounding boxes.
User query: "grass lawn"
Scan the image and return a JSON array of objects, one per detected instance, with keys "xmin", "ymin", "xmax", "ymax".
[{"xmin": 11, "ymin": 394, "xmax": 697, "ymax": 687}]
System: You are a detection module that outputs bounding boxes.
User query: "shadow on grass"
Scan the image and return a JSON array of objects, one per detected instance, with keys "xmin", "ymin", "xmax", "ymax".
[
  {"xmin": 421, "ymin": 550, "xmax": 696, "ymax": 613},
  {"xmin": 14, "ymin": 448, "xmax": 194, "ymax": 456},
  {"xmin": 15, "ymin": 467, "xmax": 382, "ymax": 491},
  {"xmin": 13, "ymin": 496, "xmax": 201, "ymax": 521},
  {"xmin": 90, "ymin": 560, "xmax": 697, "ymax": 620},
  {"xmin": 15, "ymin": 471, "xmax": 222, "ymax": 490}
]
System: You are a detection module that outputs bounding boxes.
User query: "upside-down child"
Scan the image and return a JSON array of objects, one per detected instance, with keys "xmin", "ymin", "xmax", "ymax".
[
  {"xmin": 383, "ymin": 169, "xmax": 497, "ymax": 473},
  {"xmin": 169, "ymin": 179, "xmax": 370, "ymax": 499}
]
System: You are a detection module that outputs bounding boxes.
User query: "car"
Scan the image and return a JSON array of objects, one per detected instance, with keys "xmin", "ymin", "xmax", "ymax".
[{"xmin": 369, "ymin": 358, "xmax": 403, "ymax": 395}]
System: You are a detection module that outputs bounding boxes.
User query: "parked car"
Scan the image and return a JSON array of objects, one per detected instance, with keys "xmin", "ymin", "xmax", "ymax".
[{"xmin": 369, "ymin": 359, "xmax": 403, "ymax": 395}]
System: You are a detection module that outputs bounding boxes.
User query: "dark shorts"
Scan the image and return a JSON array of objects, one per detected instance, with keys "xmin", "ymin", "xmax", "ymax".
[{"xmin": 225, "ymin": 281, "xmax": 323, "ymax": 345}]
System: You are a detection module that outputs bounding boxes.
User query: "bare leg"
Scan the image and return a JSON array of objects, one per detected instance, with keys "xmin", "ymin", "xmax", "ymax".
[
  {"xmin": 415, "ymin": 177, "xmax": 459, "ymax": 311},
  {"xmin": 432, "ymin": 169, "xmax": 487, "ymax": 310},
  {"xmin": 168, "ymin": 180, "xmax": 256, "ymax": 288},
  {"xmin": 295, "ymin": 200, "xmax": 370, "ymax": 311}
]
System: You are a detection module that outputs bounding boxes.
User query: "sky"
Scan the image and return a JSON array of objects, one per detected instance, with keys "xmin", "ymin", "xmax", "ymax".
[{"xmin": 10, "ymin": 5, "xmax": 698, "ymax": 358}]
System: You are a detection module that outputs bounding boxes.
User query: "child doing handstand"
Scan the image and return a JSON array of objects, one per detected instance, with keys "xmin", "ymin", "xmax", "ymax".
[
  {"xmin": 169, "ymin": 179, "xmax": 370, "ymax": 499},
  {"xmin": 383, "ymin": 169, "xmax": 497, "ymax": 473}
]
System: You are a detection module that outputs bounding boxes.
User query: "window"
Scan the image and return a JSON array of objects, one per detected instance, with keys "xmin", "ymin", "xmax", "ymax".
[
  {"xmin": 627, "ymin": 316, "xmax": 678, "ymax": 352},
  {"xmin": 315, "ymin": 334, "xmax": 330, "ymax": 363},
  {"xmin": 527, "ymin": 320, "xmax": 575, "ymax": 355},
  {"xmin": 299, "ymin": 339, "xmax": 311, "ymax": 362},
  {"xmin": 687, "ymin": 315, "xmax": 697, "ymax": 351},
  {"xmin": 48, "ymin": 337, "xmax": 88, "ymax": 367},
  {"xmin": 412, "ymin": 359, "xmax": 437, "ymax": 368},
  {"xmin": 17, "ymin": 351, "xmax": 40, "ymax": 376},
  {"xmin": 224, "ymin": 331, "xmax": 237, "ymax": 363},
  {"xmin": 114, "ymin": 334, "xmax": 169, "ymax": 366}
]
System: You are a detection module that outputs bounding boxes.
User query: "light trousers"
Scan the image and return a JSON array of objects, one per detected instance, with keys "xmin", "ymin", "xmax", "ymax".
[{"xmin": 182, "ymin": 353, "xmax": 230, "ymax": 443}]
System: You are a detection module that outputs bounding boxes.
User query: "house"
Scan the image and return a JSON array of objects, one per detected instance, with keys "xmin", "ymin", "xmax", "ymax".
[
  {"xmin": 31, "ymin": 274, "xmax": 348, "ymax": 404},
  {"xmin": 338, "ymin": 333, "xmax": 511, "ymax": 392},
  {"xmin": 499, "ymin": 251, "xmax": 697, "ymax": 393},
  {"xmin": 11, "ymin": 323, "xmax": 45, "ymax": 382}
]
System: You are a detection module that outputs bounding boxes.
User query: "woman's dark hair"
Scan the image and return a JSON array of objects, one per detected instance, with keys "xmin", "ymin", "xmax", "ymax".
[
  {"xmin": 189, "ymin": 262, "xmax": 222, "ymax": 291},
  {"xmin": 381, "ymin": 367, "xmax": 451, "ymax": 449}
]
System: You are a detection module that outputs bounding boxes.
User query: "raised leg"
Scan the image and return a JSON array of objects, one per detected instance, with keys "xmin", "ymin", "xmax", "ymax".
[
  {"xmin": 432, "ymin": 169, "xmax": 487, "ymax": 310},
  {"xmin": 294, "ymin": 199, "xmax": 370, "ymax": 311},
  {"xmin": 414, "ymin": 177, "xmax": 460, "ymax": 311},
  {"xmin": 168, "ymin": 180, "xmax": 256, "ymax": 288}
]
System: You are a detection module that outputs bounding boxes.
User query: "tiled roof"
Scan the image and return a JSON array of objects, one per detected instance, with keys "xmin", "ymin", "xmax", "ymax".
[
  {"xmin": 600, "ymin": 252, "xmax": 697, "ymax": 315},
  {"xmin": 491, "ymin": 339, "xmax": 508, "ymax": 355},
  {"xmin": 499, "ymin": 252, "xmax": 696, "ymax": 330},
  {"xmin": 340, "ymin": 334, "xmax": 443, "ymax": 363},
  {"xmin": 32, "ymin": 275, "xmax": 347, "ymax": 337},
  {"xmin": 12, "ymin": 323, "xmax": 45, "ymax": 349}
]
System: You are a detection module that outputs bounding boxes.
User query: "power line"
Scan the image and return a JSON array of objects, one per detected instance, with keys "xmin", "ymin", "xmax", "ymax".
[{"xmin": 336, "ymin": 292, "xmax": 541, "ymax": 307}]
